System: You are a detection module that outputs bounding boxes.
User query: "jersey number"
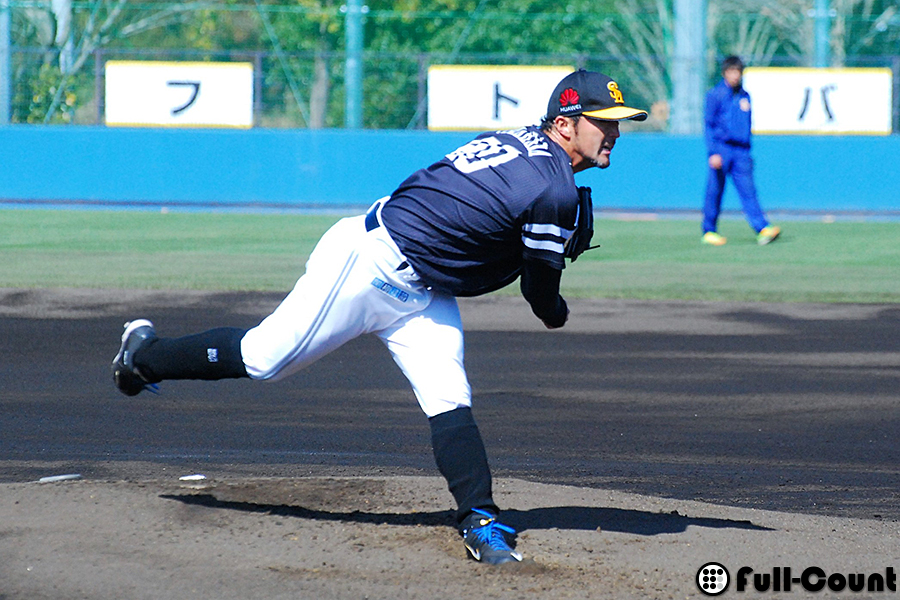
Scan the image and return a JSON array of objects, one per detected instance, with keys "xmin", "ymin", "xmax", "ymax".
[{"xmin": 446, "ymin": 136, "xmax": 521, "ymax": 174}]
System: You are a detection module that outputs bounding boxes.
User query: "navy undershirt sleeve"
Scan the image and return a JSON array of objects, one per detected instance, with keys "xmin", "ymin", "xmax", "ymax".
[{"xmin": 520, "ymin": 260, "xmax": 567, "ymax": 327}]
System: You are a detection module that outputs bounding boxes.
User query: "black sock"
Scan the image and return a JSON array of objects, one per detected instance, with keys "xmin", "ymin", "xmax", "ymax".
[
  {"xmin": 134, "ymin": 327, "xmax": 249, "ymax": 383},
  {"xmin": 429, "ymin": 406, "xmax": 498, "ymax": 529}
]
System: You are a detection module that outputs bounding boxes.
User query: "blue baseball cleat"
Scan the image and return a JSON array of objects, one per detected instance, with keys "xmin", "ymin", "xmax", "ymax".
[{"xmin": 460, "ymin": 508, "xmax": 523, "ymax": 565}]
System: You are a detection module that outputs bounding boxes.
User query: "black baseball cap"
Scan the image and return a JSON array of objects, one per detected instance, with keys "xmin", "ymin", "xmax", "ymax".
[{"xmin": 546, "ymin": 69, "xmax": 648, "ymax": 122}]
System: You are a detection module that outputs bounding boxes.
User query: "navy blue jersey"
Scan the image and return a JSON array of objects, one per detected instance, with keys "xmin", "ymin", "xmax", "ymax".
[
  {"xmin": 705, "ymin": 78, "xmax": 753, "ymax": 155},
  {"xmin": 380, "ymin": 126, "xmax": 579, "ymax": 297}
]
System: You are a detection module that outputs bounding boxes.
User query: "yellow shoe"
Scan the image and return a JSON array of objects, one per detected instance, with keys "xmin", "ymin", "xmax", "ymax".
[
  {"xmin": 702, "ymin": 232, "xmax": 727, "ymax": 246},
  {"xmin": 757, "ymin": 225, "xmax": 781, "ymax": 245}
]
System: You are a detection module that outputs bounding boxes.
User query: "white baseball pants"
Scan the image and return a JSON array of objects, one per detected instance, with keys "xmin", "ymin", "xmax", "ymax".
[{"xmin": 240, "ymin": 203, "xmax": 472, "ymax": 418}]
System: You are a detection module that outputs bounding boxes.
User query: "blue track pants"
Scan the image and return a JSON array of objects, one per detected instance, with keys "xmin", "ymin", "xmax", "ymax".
[{"xmin": 702, "ymin": 145, "xmax": 770, "ymax": 234}]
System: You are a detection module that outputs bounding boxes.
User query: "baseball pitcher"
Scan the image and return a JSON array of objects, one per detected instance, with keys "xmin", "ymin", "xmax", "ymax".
[{"xmin": 112, "ymin": 69, "xmax": 647, "ymax": 565}]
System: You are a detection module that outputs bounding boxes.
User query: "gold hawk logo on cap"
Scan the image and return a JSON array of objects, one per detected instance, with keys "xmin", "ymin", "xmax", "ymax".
[{"xmin": 607, "ymin": 81, "xmax": 624, "ymax": 104}]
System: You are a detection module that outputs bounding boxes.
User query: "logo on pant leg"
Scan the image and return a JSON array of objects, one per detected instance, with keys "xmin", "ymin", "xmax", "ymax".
[{"xmin": 371, "ymin": 277, "xmax": 409, "ymax": 302}]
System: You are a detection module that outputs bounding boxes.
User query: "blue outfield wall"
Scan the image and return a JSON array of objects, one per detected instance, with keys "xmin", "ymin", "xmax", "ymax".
[{"xmin": 0, "ymin": 126, "xmax": 897, "ymax": 213}]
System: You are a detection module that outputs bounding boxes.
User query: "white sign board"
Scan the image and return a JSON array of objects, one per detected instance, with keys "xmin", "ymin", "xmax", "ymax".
[
  {"xmin": 742, "ymin": 67, "xmax": 892, "ymax": 135},
  {"xmin": 428, "ymin": 65, "xmax": 573, "ymax": 131},
  {"xmin": 105, "ymin": 61, "xmax": 254, "ymax": 128}
]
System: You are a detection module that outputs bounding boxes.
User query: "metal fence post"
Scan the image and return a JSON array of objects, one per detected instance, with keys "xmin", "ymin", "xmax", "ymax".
[
  {"xmin": 814, "ymin": 0, "xmax": 832, "ymax": 68},
  {"xmin": 95, "ymin": 49, "xmax": 103, "ymax": 124},
  {"xmin": 344, "ymin": 0, "xmax": 364, "ymax": 128},
  {"xmin": 670, "ymin": 0, "xmax": 706, "ymax": 134},
  {"xmin": 1, "ymin": 0, "xmax": 11, "ymax": 124},
  {"xmin": 416, "ymin": 54, "xmax": 427, "ymax": 130},
  {"xmin": 893, "ymin": 56, "xmax": 900, "ymax": 135},
  {"xmin": 254, "ymin": 51, "xmax": 263, "ymax": 127}
]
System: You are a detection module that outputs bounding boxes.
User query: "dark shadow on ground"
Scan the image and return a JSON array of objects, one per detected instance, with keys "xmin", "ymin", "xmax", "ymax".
[
  {"xmin": 160, "ymin": 493, "xmax": 772, "ymax": 536},
  {"xmin": 5, "ymin": 295, "xmax": 899, "ymax": 521}
]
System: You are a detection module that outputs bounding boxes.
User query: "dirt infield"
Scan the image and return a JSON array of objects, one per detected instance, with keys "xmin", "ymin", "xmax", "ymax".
[
  {"xmin": 2, "ymin": 475, "xmax": 898, "ymax": 600},
  {"xmin": 1, "ymin": 289, "xmax": 898, "ymax": 599}
]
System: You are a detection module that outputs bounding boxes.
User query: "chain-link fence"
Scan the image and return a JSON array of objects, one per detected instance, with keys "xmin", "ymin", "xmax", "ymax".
[
  {"xmin": 7, "ymin": 46, "xmax": 673, "ymax": 128},
  {"xmin": 3, "ymin": 1, "xmax": 899, "ymax": 130},
  {"xmin": 9, "ymin": 45, "xmax": 898, "ymax": 131}
]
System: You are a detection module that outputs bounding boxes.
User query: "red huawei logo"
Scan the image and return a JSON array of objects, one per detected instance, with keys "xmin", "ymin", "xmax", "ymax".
[{"xmin": 559, "ymin": 88, "xmax": 580, "ymax": 106}]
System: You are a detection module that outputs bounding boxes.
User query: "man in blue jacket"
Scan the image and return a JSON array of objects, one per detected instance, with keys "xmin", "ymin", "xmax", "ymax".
[{"xmin": 702, "ymin": 55, "xmax": 780, "ymax": 246}]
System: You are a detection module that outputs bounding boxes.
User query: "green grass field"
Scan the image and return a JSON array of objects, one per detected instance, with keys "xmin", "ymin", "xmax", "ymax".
[{"xmin": 2, "ymin": 209, "xmax": 898, "ymax": 303}]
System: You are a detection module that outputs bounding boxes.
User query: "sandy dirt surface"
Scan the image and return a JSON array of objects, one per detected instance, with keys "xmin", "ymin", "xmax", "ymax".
[
  {"xmin": 2, "ymin": 475, "xmax": 898, "ymax": 600},
  {"xmin": 1, "ymin": 289, "xmax": 898, "ymax": 599}
]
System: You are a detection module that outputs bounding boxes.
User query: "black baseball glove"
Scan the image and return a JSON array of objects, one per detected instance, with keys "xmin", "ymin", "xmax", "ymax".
[{"xmin": 564, "ymin": 186, "xmax": 595, "ymax": 262}]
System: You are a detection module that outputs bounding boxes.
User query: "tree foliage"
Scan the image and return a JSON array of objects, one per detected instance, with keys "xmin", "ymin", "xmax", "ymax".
[{"xmin": 6, "ymin": 0, "xmax": 900, "ymax": 127}]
